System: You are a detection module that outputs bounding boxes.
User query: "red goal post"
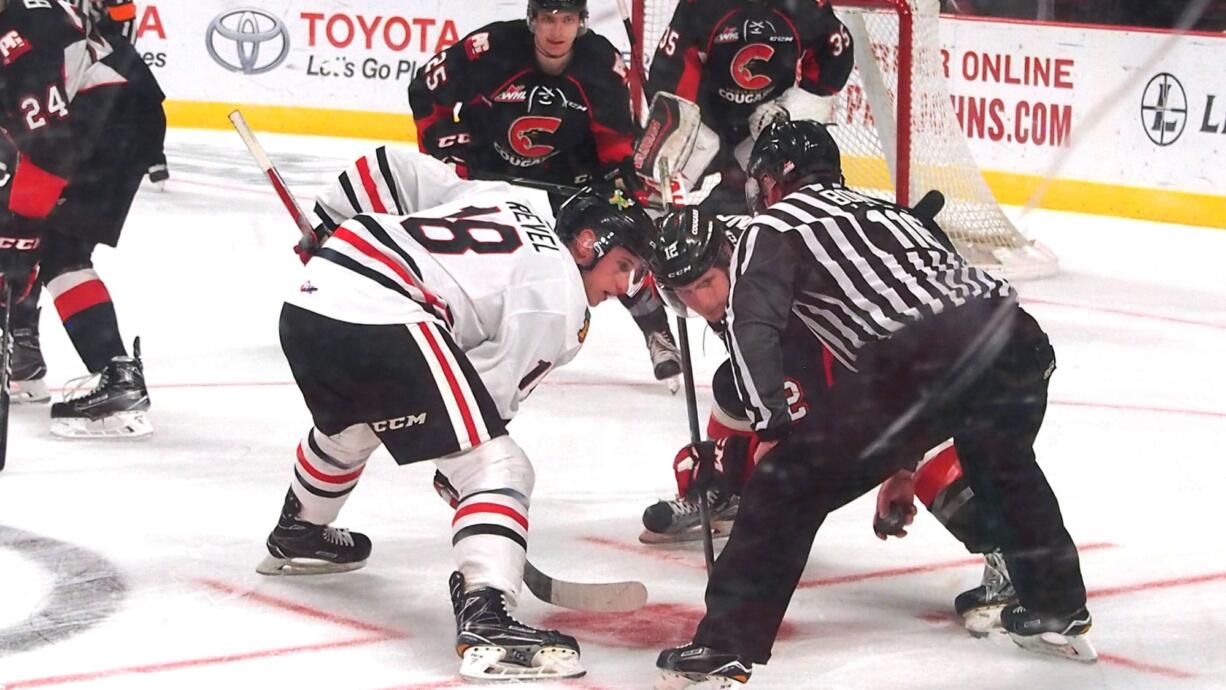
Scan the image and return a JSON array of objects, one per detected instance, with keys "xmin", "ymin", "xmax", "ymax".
[{"xmin": 630, "ymin": 0, "xmax": 1058, "ymax": 280}]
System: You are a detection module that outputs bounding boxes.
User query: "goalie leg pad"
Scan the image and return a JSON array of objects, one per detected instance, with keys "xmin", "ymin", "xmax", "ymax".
[{"xmin": 435, "ymin": 436, "xmax": 534, "ymax": 606}]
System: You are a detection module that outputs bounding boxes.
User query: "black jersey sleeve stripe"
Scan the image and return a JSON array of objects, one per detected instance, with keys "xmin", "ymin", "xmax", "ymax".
[
  {"xmin": 315, "ymin": 247, "xmax": 420, "ymax": 303},
  {"xmin": 313, "ymin": 201, "xmax": 340, "ymax": 232},
  {"xmin": 375, "ymin": 146, "xmax": 405, "ymax": 215},
  {"xmin": 351, "ymin": 215, "xmax": 426, "ymax": 280},
  {"xmin": 339, "ymin": 172, "xmax": 363, "ymax": 214}
]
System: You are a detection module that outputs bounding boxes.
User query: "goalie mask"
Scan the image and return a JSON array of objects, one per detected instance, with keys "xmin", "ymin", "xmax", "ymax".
[
  {"xmin": 527, "ymin": 0, "xmax": 588, "ymax": 34},
  {"xmin": 649, "ymin": 207, "xmax": 739, "ymax": 317},
  {"xmin": 555, "ymin": 188, "xmax": 653, "ymax": 295},
  {"xmin": 746, "ymin": 119, "xmax": 843, "ymax": 213}
]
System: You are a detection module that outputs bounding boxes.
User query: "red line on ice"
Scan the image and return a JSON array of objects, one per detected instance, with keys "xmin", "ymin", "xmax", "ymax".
[
  {"xmin": 1097, "ymin": 654, "xmax": 1197, "ymax": 680},
  {"xmin": 194, "ymin": 577, "xmax": 404, "ymax": 636},
  {"xmin": 1023, "ymin": 296, "xmax": 1226, "ymax": 330},
  {"xmin": 1, "ymin": 635, "xmax": 394, "ymax": 688},
  {"xmin": 1088, "ymin": 570, "xmax": 1226, "ymax": 599}
]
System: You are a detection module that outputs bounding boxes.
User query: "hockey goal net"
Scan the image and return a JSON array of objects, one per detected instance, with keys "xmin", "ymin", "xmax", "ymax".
[{"xmin": 631, "ymin": 0, "xmax": 1058, "ymax": 280}]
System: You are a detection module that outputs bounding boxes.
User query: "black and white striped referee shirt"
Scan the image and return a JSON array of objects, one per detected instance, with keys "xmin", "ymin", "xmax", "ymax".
[{"xmin": 726, "ymin": 182, "xmax": 1014, "ymax": 439}]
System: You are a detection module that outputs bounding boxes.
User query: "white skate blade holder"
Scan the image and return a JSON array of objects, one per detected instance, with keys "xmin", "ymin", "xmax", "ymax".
[
  {"xmin": 639, "ymin": 520, "xmax": 733, "ymax": 545},
  {"xmin": 51, "ymin": 411, "xmax": 153, "ymax": 439},
  {"xmin": 961, "ymin": 605, "xmax": 1006, "ymax": 638},
  {"xmin": 9, "ymin": 379, "xmax": 51, "ymax": 405},
  {"xmin": 1008, "ymin": 630, "xmax": 1098, "ymax": 663},
  {"xmin": 459, "ymin": 644, "xmax": 585, "ymax": 681},
  {"xmin": 255, "ymin": 554, "xmax": 367, "ymax": 576},
  {"xmin": 655, "ymin": 670, "xmax": 743, "ymax": 690}
]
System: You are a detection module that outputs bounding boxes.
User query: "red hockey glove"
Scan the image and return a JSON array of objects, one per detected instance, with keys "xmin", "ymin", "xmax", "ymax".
[
  {"xmin": 673, "ymin": 436, "xmax": 753, "ymax": 498},
  {"xmin": 874, "ymin": 469, "xmax": 918, "ymax": 540}
]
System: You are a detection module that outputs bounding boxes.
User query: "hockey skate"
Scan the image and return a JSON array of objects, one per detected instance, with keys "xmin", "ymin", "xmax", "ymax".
[
  {"xmin": 450, "ymin": 571, "xmax": 585, "ymax": 681},
  {"xmin": 50, "ymin": 338, "xmax": 152, "ymax": 438},
  {"xmin": 9, "ymin": 313, "xmax": 50, "ymax": 404},
  {"xmin": 640, "ymin": 488, "xmax": 738, "ymax": 544},
  {"xmin": 954, "ymin": 551, "xmax": 1017, "ymax": 637},
  {"xmin": 646, "ymin": 329, "xmax": 682, "ymax": 393},
  {"xmin": 1001, "ymin": 603, "xmax": 1096, "ymax": 662},
  {"xmin": 655, "ymin": 643, "xmax": 752, "ymax": 689},
  {"xmin": 256, "ymin": 490, "xmax": 371, "ymax": 576}
]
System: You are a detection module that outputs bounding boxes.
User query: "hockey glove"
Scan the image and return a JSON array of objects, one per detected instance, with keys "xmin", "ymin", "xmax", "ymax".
[
  {"xmin": 421, "ymin": 119, "xmax": 472, "ymax": 178},
  {"xmin": 673, "ymin": 436, "xmax": 753, "ymax": 498},
  {"xmin": 873, "ymin": 469, "xmax": 918, "ymax": 540},
  {"xmin": 0, "ymin": 212, "xmax": 42, "ymax": 302}
]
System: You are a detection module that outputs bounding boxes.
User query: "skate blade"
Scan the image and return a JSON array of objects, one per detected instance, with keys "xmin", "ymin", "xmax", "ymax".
[
  {"xmin": 50, "ymin": 411, "xmax": 153, "ymax": 439},
  {"xmin": 458, "ymin": 645, "xmax": 585, "ymax": 681},
  {"xmin": 1009, "ymin": 631, "xmax": 1098, "ymax": 663},
  {"xmin": 654, "ymin": 670, "xmax": 742, "ymax": 689},
  {"xmin": 9, "ymin": 379, "xmax": 51, "ymax": 404},
  {"xmin": 256, "ymin": 554, "xmax": 367, "ymax": 576},
  {"xmin": 665, "ymin": 375, "xmax": 681, "ymax": 395},
  {"xmin": 639, "ymin": 521, "xmax": 733, "ymax": 545},
  {"xmin": 962, "ymin": 604, "xmax": 1008, "ymax": 638}
]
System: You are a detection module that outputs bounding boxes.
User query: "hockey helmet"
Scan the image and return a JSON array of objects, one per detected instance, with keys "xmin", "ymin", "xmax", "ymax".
[
  {"xmin": 649, "ymin": 207, "xmax": 739, "ymax": 316},
  {"xmin": 746, "ymin": 119, "xmax": 842, "ymax": 212},
  {"xmin": 528, "ymin": 0, "xmax": 589, "ymax": 32},
  {"xmin": 555, "ymin": 187, "xmax": 654, "ymax": 292}
]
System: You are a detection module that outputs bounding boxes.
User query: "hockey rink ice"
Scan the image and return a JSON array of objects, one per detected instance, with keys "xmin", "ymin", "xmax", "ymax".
[{"xmin": 1, "ymin": 128, "xmax": 1223, "ymax": 689}]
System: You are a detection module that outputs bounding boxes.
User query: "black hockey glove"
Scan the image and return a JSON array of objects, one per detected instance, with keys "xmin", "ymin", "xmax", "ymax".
[
  {"xmin": 420, "ymin": 120, "xmax": 472, "ymax": 178},
  {"xmin": 673, "ymin": 436, "xmax": 753, "ymax": 498}
]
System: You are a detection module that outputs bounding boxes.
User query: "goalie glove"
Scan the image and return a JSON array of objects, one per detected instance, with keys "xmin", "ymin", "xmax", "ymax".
[
  {"xmin": 633, "ymin": 92, "xmax": 719, "ymax": 201},
  {"xmin": 749, "ymin": 87, "xmax": 838, "ymax": 141},
  {"xmin": 749, "ymin": 99, "xmax": 789, "ymax": 142}
]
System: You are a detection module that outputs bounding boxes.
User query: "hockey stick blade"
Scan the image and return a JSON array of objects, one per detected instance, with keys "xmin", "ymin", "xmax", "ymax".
[
  {"xmin": 523, "ymin": 560, "xmax": 647, "ymax": 613},
  {"xmin": 911, "ymin": 189, "xmax": 945, "ymax": 223}
]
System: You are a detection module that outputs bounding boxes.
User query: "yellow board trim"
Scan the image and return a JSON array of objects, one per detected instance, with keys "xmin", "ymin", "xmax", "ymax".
[{"xmin": 166, "ymin": 99, "xmax": 1226, "ymax": 229}]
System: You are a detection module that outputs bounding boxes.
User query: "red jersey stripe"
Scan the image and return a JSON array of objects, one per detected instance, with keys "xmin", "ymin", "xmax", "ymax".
[
  {"xmin": 453, "ymin": 502, "xmax": 529, "ymax": 530},
  {"xmin": 417, "ymin": 323, "xmax": 481, "ymax": 447},
  {"xmin": 354, "ymin": 157, "xmax": 389, "ymax": 213},
  {"xmin": 330, "ymin": 227, "xmax": 449, "ymax": 322},
  {"xmin": 296, "ymin": 444, "xmax": 364, "ymax": 485}
]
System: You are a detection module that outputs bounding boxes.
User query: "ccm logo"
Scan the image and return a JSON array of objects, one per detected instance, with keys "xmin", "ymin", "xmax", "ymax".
[
  {"xmin": 0, "ymin": 237, "xmax": 39, "ymax": 250},
  {"xmin": 371, "ymin": 413, "xmax": 428, "ymax": 431}
]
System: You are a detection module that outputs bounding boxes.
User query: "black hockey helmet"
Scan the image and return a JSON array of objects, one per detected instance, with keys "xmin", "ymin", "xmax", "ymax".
[
  {"xmin": 528, "ymin": 0, "xmax": 589, "ymax": 32},
  {"xmin": 555, "ymin": 187, "xmax": 654, "ymax": 290},
  {"xmin": 746, "ymin": 119, "xmax": 842, "ymax": 211},
  {"xmin": 649, "ymin": 207, "xmax": 742, "ymax": 316}
]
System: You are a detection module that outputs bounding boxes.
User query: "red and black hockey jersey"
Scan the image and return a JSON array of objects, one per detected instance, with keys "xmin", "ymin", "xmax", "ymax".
[
  {"xmin": 409, "ymin": 20, "xmax": 635, "ymax": 187},
  {"xmin": 0, "ymin": 0, "xmax": 159, "ymax": 222},
  {"xmin": 646, "ymin": 0, "xmax": 853, "ymax": 143}
]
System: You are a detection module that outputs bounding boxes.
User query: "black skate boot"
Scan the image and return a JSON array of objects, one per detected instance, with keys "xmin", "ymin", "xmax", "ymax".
[
  {"xmin": 450, "ymin": 571, "xmax": 585, "ymax": 680},
  {"xmin": 641, "ymin": 488, "xmax": 739, "ymax": 544},
  {"xmin": 954, "ymin": 550, "xmax": 1017, "ymax": 637},
  {"xmin": 655, "ymin": 642, "xmax": 752, "ymax": 689},
  {"xmin": 9, "ymin": 308, "xmax": 50, "ymax": 404},
  {"xmin": 1002, "ymin": 603, "xmax": 1096, "ymax": 662},
  {"xmin": 646, "ymin": 328, "xmax": 682, "ymax": 383},
  {"xmin": 50, "ymin": 338, "xmax": 152, "ymax": 438},
  {"xmin": 257, "ymin": 489, "xmax": 371, "ymax": 576}
]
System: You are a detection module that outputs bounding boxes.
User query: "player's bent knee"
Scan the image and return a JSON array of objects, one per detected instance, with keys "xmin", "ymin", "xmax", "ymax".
[
  {"xmin": 310, "ymin": 424, "xmax": 380, "ymax": 469},
  {"xmin": 435, "ymin": 435, "xmax": 535, "ymax": 502}
]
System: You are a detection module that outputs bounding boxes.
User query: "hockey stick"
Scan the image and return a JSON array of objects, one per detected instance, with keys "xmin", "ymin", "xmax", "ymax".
[
  {"xmin": 524, "ymin": 560, "xmax": 648, "ymax": 613},
  {"xmin": 0, "ymin": 280, "xmax": 11, "ymax": 472},
  {"xmin": 657, "ymin": 158, "xmax": 717, "ymax": 573},
  {"xmin": 228, "ymin": 110, "xmax": 318, "ymax": 255}
]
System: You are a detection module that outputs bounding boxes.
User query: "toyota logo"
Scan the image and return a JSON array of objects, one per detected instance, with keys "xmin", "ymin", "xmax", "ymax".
[
  {"xmin": 1140, "ymin": 73, "xmax": 1187, "ymax": 146},
  {"xmin": 206, "ymin": 9, "xmax": 289, "ymax": 75}
]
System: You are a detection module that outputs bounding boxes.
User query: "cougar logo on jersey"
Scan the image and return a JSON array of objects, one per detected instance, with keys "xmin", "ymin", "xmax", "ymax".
[
  {"xmin": 507, "ymin": 116, "xmax": 562, "ymax": 158},
  {"xmin": 731, "ymin": 44, "xmax": 775, "ymax": 91},
  {"xmin": 371, "ymin": 413, "xmax": 428, "ymax": 431}
]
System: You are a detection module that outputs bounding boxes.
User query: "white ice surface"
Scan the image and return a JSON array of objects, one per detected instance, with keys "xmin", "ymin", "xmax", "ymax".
[{"xmin": 1, "ymin": 128, "xmax": 1224, "ymax": 689}]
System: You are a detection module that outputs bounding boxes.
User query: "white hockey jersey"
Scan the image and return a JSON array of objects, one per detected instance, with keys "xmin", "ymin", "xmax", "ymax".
[{"xmin": 287, "ymin": 148, "xmax": 590, "ymax": 422}]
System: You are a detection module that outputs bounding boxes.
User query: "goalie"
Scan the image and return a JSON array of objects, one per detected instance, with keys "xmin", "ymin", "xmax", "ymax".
[{"xmin": 635, "ymin": 0, "xmax": 854, "ymax": 212}]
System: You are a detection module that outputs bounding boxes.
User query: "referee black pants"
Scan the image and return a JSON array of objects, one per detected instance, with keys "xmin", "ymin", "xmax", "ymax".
[{"xmin": 693, "ymin": 298, "xmax": 1087, "ymax": 663}]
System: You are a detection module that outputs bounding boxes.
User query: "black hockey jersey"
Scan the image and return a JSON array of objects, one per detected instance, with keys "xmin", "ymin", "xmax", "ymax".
[
  {"xmin": 0, "ymin": 0, "xmax": 160, "ymax": 222},
  {"xmin": 409, "ymin": 20, "xmax": 635, "ymax": 187},
  {"xmin": 646, "ymin": 0, "xmax": 853, "ymax": 142}
]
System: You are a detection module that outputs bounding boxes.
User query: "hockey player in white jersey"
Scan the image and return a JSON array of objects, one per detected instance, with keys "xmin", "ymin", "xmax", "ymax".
[{"xmin": 256, "ymin": 148, "xmax": 653, "ymax": 681}]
